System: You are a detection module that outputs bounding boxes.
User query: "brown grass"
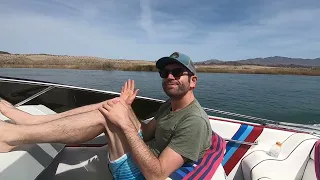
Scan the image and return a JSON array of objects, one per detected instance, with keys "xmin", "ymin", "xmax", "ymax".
[
  {"xmin": 1, "ymin": 54, "xmax": 319, "ymax": 76},
  {"xmin": 195, "ymin": 65, "xmax": 320, "ymax": 76}
]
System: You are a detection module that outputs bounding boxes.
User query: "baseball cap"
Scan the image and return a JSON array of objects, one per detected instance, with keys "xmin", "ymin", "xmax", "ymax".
[{"xmin": 156, "ymin": 52, "xmax": 196, "ymax": 75}]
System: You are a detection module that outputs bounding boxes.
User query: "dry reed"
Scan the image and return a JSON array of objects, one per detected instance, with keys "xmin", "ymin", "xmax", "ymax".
[{"xmin": 1, "ymin": 54, "xmax": 319, "ymax": 76}]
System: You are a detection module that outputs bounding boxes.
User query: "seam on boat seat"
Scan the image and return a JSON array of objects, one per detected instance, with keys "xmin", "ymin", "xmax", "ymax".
[
  {"xmin": 240, "ymin": 132, "xmax": 300, "ymax": 170},
  {"xmin": 249, "ymin": 138, "xmax": 318, "ymax": 180},
  {"xmin": 257, "ymin": 177, "xmax": 271, "ymax": 180},
  {"xmin": 240, "ymin": 149, "xmax": 266, "ymax": 177},
  {"xmin": 300, "ymin": 143, "xmax": 316, "ymax": 179}
]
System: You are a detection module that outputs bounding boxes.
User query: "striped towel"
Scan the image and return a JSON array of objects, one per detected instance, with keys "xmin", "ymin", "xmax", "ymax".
[
  {"xmin": 315, "ymin": 140, "xmax": 320, "ymax": 180},
  {"xmin": 222, "ymin": 124, "xmax": 263, "ymax": 175},
  {"xmin": 168, "ymin": 131, "xmax": 226, "ymax": 180}
]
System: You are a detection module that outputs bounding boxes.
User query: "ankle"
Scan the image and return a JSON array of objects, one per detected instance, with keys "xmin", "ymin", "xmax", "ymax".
[
  {"xmin": 0, "ymin": 142, "xmax": 16, "ymax": 153},
  {"xmin": 0, "ymin": 122, "xmax": 19, "ymax": 145}
]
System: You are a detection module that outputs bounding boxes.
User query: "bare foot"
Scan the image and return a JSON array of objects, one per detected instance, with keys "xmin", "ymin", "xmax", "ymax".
[
  {"xmin": 0, "ymin": 99, "xmax": 18, "ymax": 124},
  {"xmin": 0, "ymin": 120, "xmax": 16, "ymax": 153},
  {"xmin": 0, "ymin": 99, "xmax": 14, "ymax": 114},
  {"xmin": 0, "ymin": 99, "xmax": 32, "ymax": 124},
  {"xmin": 0, "ymin": 142, "xmax": 15, "ymax": 153}
]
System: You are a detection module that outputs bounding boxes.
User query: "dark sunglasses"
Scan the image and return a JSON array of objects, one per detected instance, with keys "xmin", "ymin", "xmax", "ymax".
[{"xmin": 159, "ymin": 68, "xmax": 193, "ymax": 78}]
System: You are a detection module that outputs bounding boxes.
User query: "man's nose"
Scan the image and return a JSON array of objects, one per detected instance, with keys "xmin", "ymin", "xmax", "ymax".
[{"xmin": 167, "ymin": 73, "xmax": 175, "ymax": 79}]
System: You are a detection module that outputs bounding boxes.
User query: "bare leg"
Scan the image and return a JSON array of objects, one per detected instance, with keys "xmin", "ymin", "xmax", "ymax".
[
  {"xmin": 0, "ymin": 79, "xmax": 138, "ymax": 126},
  {"xmin": 105, "ymin": 120, "xmax": 141, "ymax": 161},
  {"xmin": 104, "ymin": 107, "xmax": 142, "ymax": 161},
  {"xmin": 0, "ymin": 121, "xmax": 17, "ymax": 152},
  {"xmin": 0, "ymin": 79, "xmax": 141, "ymax": 153},
  {"xmin": 0, "ymin": 99, "xmax": 105, "ymax": 125},
  {"xmin": 0, "ymin": 110, "xmax": 106, "ymax": 152}
]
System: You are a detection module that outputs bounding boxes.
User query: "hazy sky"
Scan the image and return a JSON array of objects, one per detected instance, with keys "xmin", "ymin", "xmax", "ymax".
[{"xmin": 0, "ymin": 0, "xmax": 319, "ymax": 61}]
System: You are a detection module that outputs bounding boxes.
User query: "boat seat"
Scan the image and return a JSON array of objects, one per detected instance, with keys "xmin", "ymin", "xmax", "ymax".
[
  {"xmin": 241, "ymin": 133, "xmax": 319, "ymax": 180},
  {"xmin": 167, "ymin": 131, "xmax": 227, "ymax": 180},
  {"xmin": 0, "ymin": 105, "xmax": 65, "ymax": 180},
  {"xmin": 301, "ymin": 145, "xmax": 317, "ymax": 180}
]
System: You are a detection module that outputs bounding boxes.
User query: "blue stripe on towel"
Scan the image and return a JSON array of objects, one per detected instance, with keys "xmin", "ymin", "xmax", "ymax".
[{"xmin": 222, "ymin": 125, "xmax": 253, "ymax": 165}]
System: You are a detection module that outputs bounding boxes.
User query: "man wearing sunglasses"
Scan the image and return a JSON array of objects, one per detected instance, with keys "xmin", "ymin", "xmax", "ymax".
[
  {"xmin": 98, "ymin": 52, "xmax": 213, "ymax": 179},
  {"xmin": 0, "ymin": 52, "xmax": 215, "ymax": 179}
]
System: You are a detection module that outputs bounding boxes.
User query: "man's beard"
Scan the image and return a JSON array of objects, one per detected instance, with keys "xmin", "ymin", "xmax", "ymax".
[{"xmin": 162, "ymin": 80, "xmax": 189, "ymax": 100}]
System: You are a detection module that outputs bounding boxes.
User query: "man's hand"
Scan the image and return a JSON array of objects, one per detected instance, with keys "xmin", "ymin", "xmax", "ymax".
[
  {"xmin": 120, "ymin": 79, "xmax": 139, "ymax": 106},
  {"xmin": 99, "ymin": 79, "xmax": 140, "ymax": 131},
  {"xmin": 98, "ymin": 98, "xmax": 136, "ymax": 131}
]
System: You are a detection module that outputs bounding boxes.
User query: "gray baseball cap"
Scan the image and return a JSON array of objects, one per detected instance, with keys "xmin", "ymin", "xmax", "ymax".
[{"xmin": 156, "ymin": 52, "xmax": 196, "ymax": 75}]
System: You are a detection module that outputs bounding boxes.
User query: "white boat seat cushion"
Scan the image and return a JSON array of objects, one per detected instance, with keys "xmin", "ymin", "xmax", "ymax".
[
  {"xmin": 211, "ymin": 164, "xmax": 227, "ymax": 180},
  {"xmin": 302, "ymin": 143, "xmax": 317, "ymax": 180},
  {"xmin": 241, "ymin": 133, "xmax": 318, "ymax": 180},
  {"xmin": 0, "ymin": 105, "xmax": 65, "ymax": 180}
]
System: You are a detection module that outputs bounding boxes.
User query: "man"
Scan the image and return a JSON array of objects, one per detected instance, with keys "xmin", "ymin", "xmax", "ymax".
[
  {"xmin": 98, "ymin": 52, "xmax": 213, "ymax": 179},
  {"xmin": 0, "ymin": 52, "xmax": 214, "ymax": 179}
]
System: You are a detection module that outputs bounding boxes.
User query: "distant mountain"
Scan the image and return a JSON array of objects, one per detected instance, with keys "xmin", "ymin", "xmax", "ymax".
[
  {"xmin": 196, "ymin": 56, "xmax": 320, "ymax": 67},
  {"xmin": 0, "ymin": 51, "xmax": 10, "ymax": 54},
  {"xmin": 198, "ymin": 59, "xmax": 223, "ymax": 65},
  {"xmin": 1, "ymin": 51, "xmax": 319, "ymax": 67}
]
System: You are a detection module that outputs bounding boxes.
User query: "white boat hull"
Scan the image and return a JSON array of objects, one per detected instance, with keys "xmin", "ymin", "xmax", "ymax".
[{"xmin": 0, "ymin": 76, "xmax": 319, "ymax": 180}]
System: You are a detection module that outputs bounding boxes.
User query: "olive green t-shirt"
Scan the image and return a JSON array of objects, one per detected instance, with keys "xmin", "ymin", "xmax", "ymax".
[{"xmin": 147, "ymin": 99, "xmax": 212, "ymax": 162}]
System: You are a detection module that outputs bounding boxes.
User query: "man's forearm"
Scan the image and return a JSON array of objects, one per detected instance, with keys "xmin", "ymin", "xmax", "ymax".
[
  {"xmin": 128, "ymin": 107, "xmax": 155, "ymax": 142},
  {"xmin": 127, "ymin": 106, "xmax": 142, "ymax": 131},
  {"xmin": 123, "ymin": 128, "xmax": 165, "ymax": 180}
]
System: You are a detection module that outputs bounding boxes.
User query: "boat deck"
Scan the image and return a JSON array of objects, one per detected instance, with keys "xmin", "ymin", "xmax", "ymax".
[{"xmin": 1, "ymin": 104, "xmax": 320, "ymax": 180}]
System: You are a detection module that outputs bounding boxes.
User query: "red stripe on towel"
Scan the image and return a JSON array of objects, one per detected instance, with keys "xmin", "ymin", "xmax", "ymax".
[
  {"xmin": 204, "ymin": 137, "xmax": 226, "ymax": 179},
  {"xmin": 183, "ymin": 134, "xmax": 226, "ymax": 180},
  {"xmin": 183, "ymin": 135, "xmax": 219, "ymax": 179},
  {"xmin": 223, "ymin": 126, "xmax": 263, "ymax": 175},
  {"xmin": 192, "ymin": 135, "xmax": 224, "ymax": 180}
]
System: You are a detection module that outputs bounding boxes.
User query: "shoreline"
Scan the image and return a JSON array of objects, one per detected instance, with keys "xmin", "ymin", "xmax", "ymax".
[
  {"xmin": 1, "ymin": 54, "xmax": 319, "ymax": 76},
  {"xmin": 1, "ymin": 65, "xmax": 319, "ymax": 76}
]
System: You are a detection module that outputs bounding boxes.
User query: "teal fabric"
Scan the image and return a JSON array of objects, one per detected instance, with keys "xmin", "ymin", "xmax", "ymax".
[{"xmin": 108, "ymin": 131, "xmax": 145, "ymax": 180}]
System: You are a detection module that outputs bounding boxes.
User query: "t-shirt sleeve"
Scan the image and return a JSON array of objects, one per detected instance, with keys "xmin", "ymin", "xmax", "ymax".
[{"xmin": 168, "ymin": 115, "xmax": 209, "ymax": 162}]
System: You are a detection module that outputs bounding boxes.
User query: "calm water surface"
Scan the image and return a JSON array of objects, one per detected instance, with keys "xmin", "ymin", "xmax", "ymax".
[{"xmin": 0, "ymin": 68, "xmax": 319, "ymax": 124}]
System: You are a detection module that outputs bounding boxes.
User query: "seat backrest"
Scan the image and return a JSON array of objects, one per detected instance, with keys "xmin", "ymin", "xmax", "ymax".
[
  {"xmin": 242, "ymin": 133, "xmax": 318, "ymax": 180},
  {"xmin": 168, "ymin": 131, "xmax": 226, "ymax": 180},
  {"xmin": 302, "ymin": 141, "xmax": 319, "ymax": 180}
]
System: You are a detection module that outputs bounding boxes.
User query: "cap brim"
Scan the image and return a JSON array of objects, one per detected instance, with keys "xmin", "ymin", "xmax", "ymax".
[{"xmin": 156, "ymin": 57, "xmax": 183, "ymax": 70}]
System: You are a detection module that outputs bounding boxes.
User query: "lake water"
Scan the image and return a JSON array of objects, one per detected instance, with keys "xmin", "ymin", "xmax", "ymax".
[{"xmin": 0, "ymin": 68, "xmax": 319, "ymax": 124}]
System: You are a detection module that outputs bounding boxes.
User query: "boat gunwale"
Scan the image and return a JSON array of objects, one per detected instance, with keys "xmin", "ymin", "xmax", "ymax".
[
  {"xmin": 0, "ymin": 76, "xmax": 165, "ymax": 103},
  {"xmin": 1, "ymin": 75, "xmax": 319, "ymax": 136}
]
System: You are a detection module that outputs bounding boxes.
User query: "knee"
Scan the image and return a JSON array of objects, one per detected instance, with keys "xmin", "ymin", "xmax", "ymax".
[{"xmin": 92, "ymin": 110, "xmax": 108, "ymax": 126}]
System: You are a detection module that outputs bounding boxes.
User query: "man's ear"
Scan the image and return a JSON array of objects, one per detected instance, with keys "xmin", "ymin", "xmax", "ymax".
[
  {"xmin": 192, "ymin": 76, "xmax": 197, "ymax": 82},
  {"xmin": 190, "ymin": 76, "xmax": 197, "ymax": 88}
]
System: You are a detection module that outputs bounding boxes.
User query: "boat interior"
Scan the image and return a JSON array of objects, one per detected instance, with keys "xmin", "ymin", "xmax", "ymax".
[{"xmin": 0, "ymin": 76, "xmax": 319, "ymax": 180}]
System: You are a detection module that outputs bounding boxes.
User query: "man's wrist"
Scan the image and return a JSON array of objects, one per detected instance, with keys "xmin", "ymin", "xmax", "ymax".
[{"xmin": 120, "ymin": 121, "xmax": 137, "ymax": 133}]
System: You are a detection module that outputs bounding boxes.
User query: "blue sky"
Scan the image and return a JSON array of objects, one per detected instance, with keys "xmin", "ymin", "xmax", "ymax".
[{"xmin": 0, "ymin": 0, "xmax": 319, "ymax": 61}]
